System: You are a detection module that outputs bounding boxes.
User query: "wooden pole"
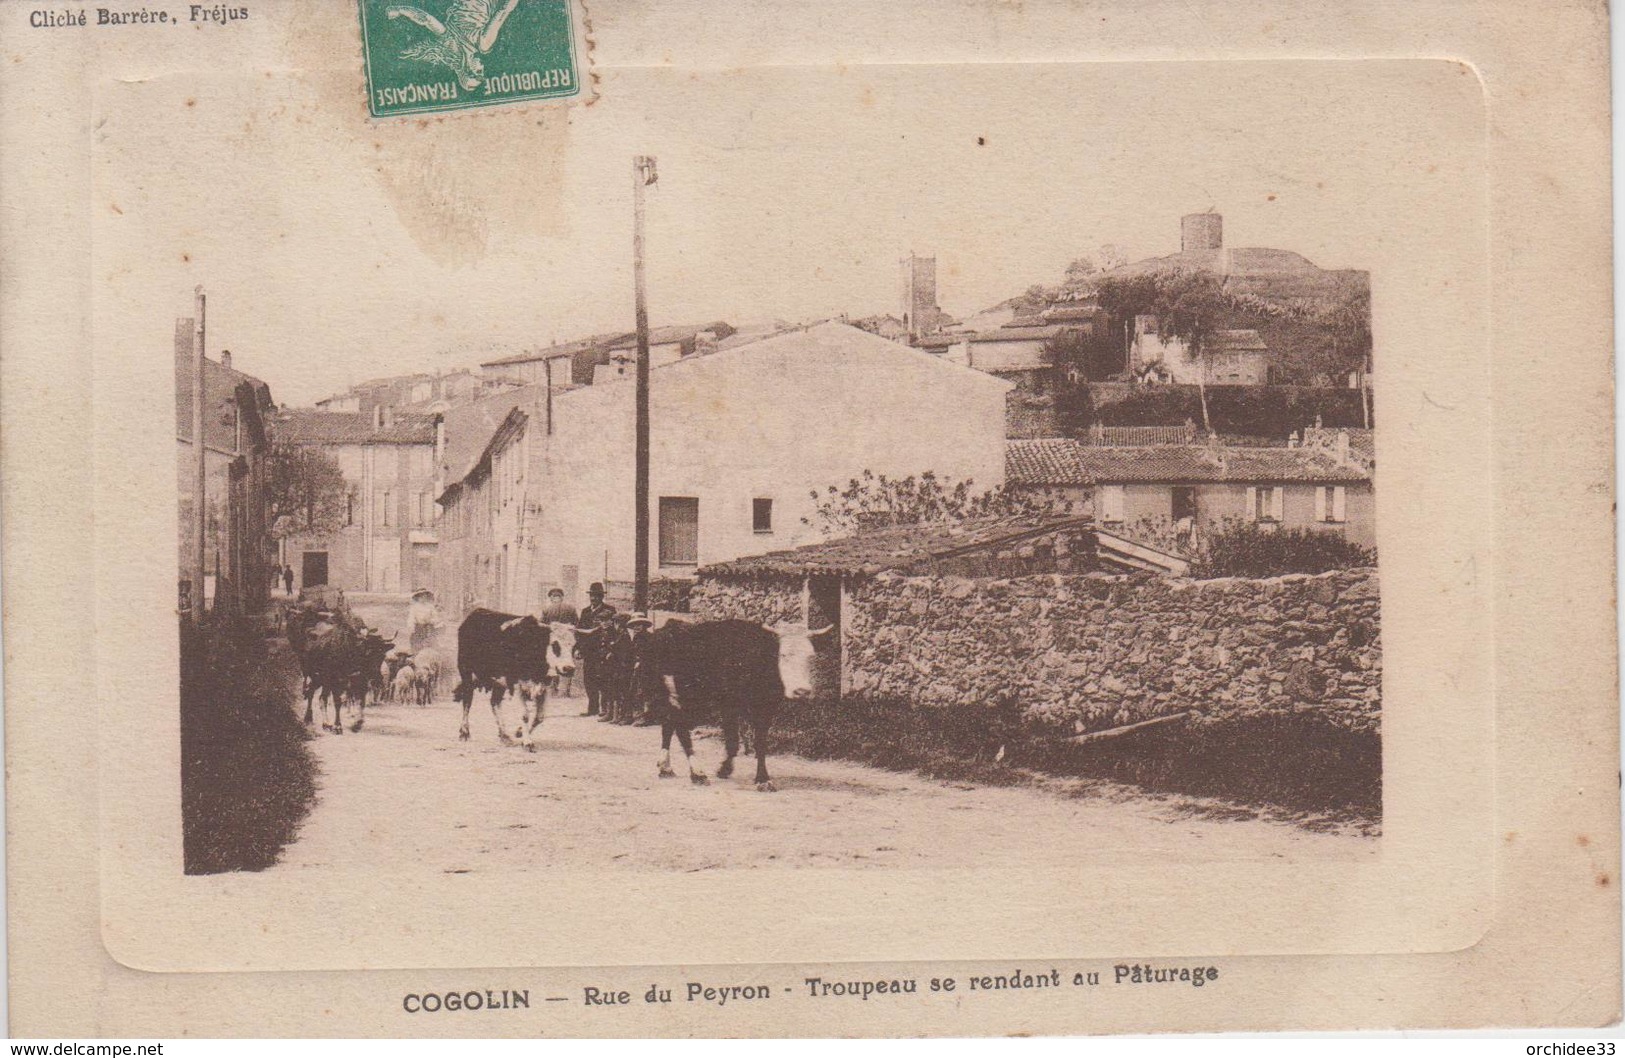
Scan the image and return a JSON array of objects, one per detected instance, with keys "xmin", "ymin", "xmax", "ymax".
[
  {"xmin": 191, "ymin": 286, "xmax": 207, "ymax": 623},
  {"xmin": 544, "ymin": 357, "xmax": 554, "ymax": 434},
  {"xmin": 632, "ymin": 155, "xmax": 656, "ymax": 613},
  {"xmin": 1065, "ymin": 709, "xmax": 1197, "ymax": 746}
]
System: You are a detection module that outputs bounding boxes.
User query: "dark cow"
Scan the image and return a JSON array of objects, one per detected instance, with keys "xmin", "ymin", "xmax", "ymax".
[
  {"xmin": 636, "ymin": 618, "xmax": 831, "ymax": 791},
  {"xmin": 453, "ymin": 608, "xmax": 579, "ymax": 746},
  {"xmin": 299, "ymin": 620, "xmax": 394, "ymax": 734}
]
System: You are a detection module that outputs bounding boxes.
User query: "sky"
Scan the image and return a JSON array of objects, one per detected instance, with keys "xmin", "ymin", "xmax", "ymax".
[{"xmin": 93, "ymin": 36, "xmax": 1482, "ymax": 405}]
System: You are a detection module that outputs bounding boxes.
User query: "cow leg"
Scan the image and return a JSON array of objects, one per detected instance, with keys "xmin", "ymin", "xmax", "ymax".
[
  {"xmin": 303, "ymin": 679, "xmax": 316, "ymax": 726},
  {"xmin": 490, "ymin": 684, "xmax": 513, "ymax": 745},
  {"xmin": 657, "ymin": 720, "xmax": 678, "ymax": 778},
  {"xmin": 349, "ymin": 684, "xmax": 366, "ymax": 732},
  {"xmin": 675, "ymin": 723, "xmax": 707, "ymax": 784},
  {"xmin": 520, "ymin": 684, "xmax": 547, "ymax": 752},
  {"xmin": 327, "ymin": 687, "xmax": 343, "ymax": 735},
  {"xmin": 751, "ymin": 707, "xmax": 775, "ymax": 791},
  {"xmin": 456, "ymin": 678, "xmax": 472, "ymax": 741},
  {"xmin": 716, "ymin": 713, "xmax": 739, "ymax": 779}
]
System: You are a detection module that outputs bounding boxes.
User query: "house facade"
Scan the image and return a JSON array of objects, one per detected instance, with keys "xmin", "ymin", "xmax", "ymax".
[
  {"xmin": 175, "ymin": 319, "xmax": 276, "ymax": 615},
  {"xmin": 1006, "ymin": 436, "xmax": 1375, "ymax": 550},
  {"xmin": 273, "ymin": 407, "xmax": 443, "ymax": 594},
  {"xmin": 1128, "ymin": 320, "xmax": 1271, "ymax": 385},
  {"xmin": 438, "ymin": 322, "xmax": 1012, "ymax": 616}
]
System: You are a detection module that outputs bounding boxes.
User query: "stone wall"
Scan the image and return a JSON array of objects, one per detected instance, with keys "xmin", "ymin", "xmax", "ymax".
[
  {"xmin": 690, "ymin": 576, "xmax": 804, "ymax": 626},
  {"xmin": 844, "ymin": 568, "xmax": 1380, "ymax": 732}
]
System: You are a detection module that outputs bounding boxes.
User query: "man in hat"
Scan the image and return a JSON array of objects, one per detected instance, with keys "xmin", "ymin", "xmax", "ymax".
[
  {"xmin": 578, "ymin": 582, "xmax": 617, "ymax": 717},
  {"xmin": 611, "ymin": 612, "xmax": 657, "ymax": 725},
  {"xmin": 541, "ymin": 588, "xmax": 579, "ymax": 697}
]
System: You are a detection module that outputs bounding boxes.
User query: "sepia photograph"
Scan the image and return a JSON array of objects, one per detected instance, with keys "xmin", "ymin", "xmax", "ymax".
[
  {"xmin": 168, "ymin": 58, "xmax": 1383, "ymax": 883},
  {"xmin": 6, "ymin": 0, "xmax": 1616, "ymax": 1039}
]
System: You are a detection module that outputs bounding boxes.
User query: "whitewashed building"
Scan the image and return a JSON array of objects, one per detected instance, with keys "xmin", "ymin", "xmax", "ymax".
[{"xmin": 437, "ymin": 322, "xmax": 1012, "ymax": 615}]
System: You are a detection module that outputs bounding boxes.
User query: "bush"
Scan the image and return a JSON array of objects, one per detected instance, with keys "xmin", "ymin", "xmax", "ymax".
[
  {"xmin": 770, "ymin": 698, "xmax": 1378, "ymax": 822},
  {"xmin": 1189, "ymin": 523, "xmax": 1375, "ymax": 578},
  {"xmin": 648, "ymin": 577, "xmax": 694, "ymax": 613},
  {"xmin": 1055, "ymin": 382, "xmax": 1370, "ymax": 437},
  {"xmin": 181, "ymin": 614, "xmax": 318, "ymax": 873}
]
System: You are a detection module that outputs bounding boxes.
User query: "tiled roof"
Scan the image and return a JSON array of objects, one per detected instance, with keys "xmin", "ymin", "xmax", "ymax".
[
  {"xmin": 274, "ymin": 408, "xmax": 437, "ymax": 445},
  {"xmin": 976, "ymin": 325, "xmax": 1061, "ymax": 342},
  {"xmin": 1004, "ymin": 438, "xmax": 1095, "ymax": 484},
  {"xmin": 699, "ymin": 515, "xmax": 1092, "ymax": 578},
  {"xmin": 1006, "ymin": 439, "xmax": 1370, "ymax": 485}
]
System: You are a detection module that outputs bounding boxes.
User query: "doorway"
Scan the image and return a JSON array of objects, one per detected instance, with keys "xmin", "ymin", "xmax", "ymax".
[
  {"xmin": 300, "ymin": 551, "xmax": 329, "ymax": 590},
  {"xmin": 1171, "ymin": 486, "xmax": 1197, "ymax": 522},
  {"xmin": 806, "ymin": 574, "xmax": 843, "ymax": 700}
]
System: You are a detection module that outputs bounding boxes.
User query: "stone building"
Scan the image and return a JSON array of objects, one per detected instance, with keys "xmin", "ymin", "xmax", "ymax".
[
  {"xmin": 175, "ymin": 319, "xmax": 276, "ymax": 615},
  {"xmin": 273, "ymin": 406, "xmax": 443, "ymax": 594},
  {"xmin": 1005, "ymin": 435, "xmax": 1376, "ymax": 550},
  {"xmin": 436, "ymin": 321, "xmax": 1012, "ymax": 617}
]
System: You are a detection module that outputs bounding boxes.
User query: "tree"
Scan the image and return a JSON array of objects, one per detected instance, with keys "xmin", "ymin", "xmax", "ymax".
[
  {"xmin": 1096, "ymin": 269, "xmax": 1229, "ymax": 430},
  {"xmin": 1321, "ymin": 286, "xmax": 1373, "ymax": 427},
  {"xmin": 1097, "ymin": 243, "xmax": 1130, "ymax": 271},
  {"xmin": 1062, "ymin": 256, "xmax": 1098, "ymax": 288},
  {"xmin": 267, "ymin": 444, "xmax": 350, "ymax": 540},
  {"xmin": 803, "ymin": 470, "xmax": 1058, "ymax": 536}
]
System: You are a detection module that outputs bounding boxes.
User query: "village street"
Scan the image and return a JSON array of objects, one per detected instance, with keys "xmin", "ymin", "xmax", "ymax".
[{"xmin": 270, "ymin": 690, "xmax": 1371, "ymax": 876}]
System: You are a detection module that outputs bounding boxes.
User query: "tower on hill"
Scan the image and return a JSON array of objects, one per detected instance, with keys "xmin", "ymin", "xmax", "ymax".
[
  {"xmin": 1181, "ymin": 211, "xmax": 1223, "ymax": 253},
  {"xmin": 900, "ymin": 253, "xmax": 946, "ymax": 342}
]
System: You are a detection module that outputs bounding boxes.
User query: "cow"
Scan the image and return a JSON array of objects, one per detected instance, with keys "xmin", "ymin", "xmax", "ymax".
[
  {"xmin": 300, "ymin": 622, "xmax": 394, "ymax": 734},
  {"xmin": 453, "ymin": 608, "xmax": 580, "ymax": 746},
  {"xmin": 635, "ymin": 618, "xmax": 832, "ymax": 791}
]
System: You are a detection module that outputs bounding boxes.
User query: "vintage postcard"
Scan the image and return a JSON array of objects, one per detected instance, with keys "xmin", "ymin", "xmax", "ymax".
[{"xmin": 2, "ymin": 0, "xmax": 1617, "ymax": 1038}]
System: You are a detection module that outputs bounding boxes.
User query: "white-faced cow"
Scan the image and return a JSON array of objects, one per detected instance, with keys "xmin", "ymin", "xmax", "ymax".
[
  {"xmin": 636, "ymin": 617, "xmax": 831, "ymax": 791},
  {"xmin": 453, "ymin": 608, "xmax": 580, "ymax": 747}
]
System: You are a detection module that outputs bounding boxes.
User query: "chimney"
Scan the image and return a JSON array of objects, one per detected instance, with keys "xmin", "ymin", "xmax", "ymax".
[
  {"xmin": 220, "ymin": 349, "xmax": 232, "ymax": 370},
  {"xmin": 1335, "ymin": 429, "xmax": 1350, "ymax": 464}
]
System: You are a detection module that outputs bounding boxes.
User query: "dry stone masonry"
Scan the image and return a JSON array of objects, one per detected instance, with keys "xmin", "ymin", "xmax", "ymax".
[{"xmin": 694, "ymin": 568, "xmax": 1380, "ymax": 734}]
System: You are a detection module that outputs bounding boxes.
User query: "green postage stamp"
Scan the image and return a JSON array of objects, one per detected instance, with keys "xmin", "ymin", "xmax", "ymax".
[{"xmin": 358, "ymin": 0, "xmax": 582, "ymax": 118}]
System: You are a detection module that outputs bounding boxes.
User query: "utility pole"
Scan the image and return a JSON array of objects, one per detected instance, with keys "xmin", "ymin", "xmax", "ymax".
[
  {"xmin": 632, "ymin": 155, "xmax": 657, "ymax": 613},
  {"xmin": 191, "ymin": 286, "xmax": 208, "ymax": 624}
]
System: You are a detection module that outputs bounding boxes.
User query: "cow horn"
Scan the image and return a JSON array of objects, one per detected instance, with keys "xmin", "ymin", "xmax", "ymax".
[
  {"xmin": 573, "ymin": 625, "xmax": 596, "ymax": 635},
  {"xmin": 807, "ymin": 624, "xmax": 836, "ymax": 637},
  {"xmin": 499, "ymin": 617, "xmax": 524, "ymax": 632}
]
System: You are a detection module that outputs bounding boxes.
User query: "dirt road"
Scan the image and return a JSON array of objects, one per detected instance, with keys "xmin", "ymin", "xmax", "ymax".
[{"xmin": 272, "ymin": 690, "xmax": 1369, "ymax": 875}]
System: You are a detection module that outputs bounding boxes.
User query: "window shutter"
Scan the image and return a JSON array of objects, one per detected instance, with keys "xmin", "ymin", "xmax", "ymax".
[
  {"xmin": 1245, "ymin": 486, "xmax": 1257, "ymax": 522},
  {"xmin": 1314, "ymin": 486, "xmax": 1327, "ymax": 522},
  {"xmin": 1332, "ymin": 485, "xmax": 1347, "ymax": 523},
  {"xmin": 1269, "ymin": 486, "xmax": 1284, "ymax": 521}
]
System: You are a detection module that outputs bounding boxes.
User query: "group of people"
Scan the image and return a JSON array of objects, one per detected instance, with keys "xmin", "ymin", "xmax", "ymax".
[
  {"xmin": 542, "ymin": 582, "xmax": 660, "ymax": 725},
  {"xmin": 270, "ymin": 563, "xmax": 296, "ymax": 595}
]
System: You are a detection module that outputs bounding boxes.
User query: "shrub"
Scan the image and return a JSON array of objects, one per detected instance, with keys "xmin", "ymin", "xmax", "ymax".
[
  {"xmin": 770, "ymin": 698, "xmax": 1379, "ymax": 822},
  {"xmin": 1189, "ymin": 522, "xmax": 1375, "ymax": 578},
  {"xmin": 182, "ymin": 614, "xmax": 318, "ymax": 874},
  {"xmin": 648, "ymin": 577, "xmax": 694, "ymax": 613}
]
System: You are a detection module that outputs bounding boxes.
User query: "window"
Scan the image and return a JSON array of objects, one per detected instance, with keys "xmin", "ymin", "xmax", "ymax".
[
  {"xmin": 380, "ymin": 489, "xmax": 393, "ymax": 528},
  {"xmin": 658, "ymin": 496, "xmax": 700, "ymax": 566},
  {"xmin": 1247, "ymin": 486, "xmax": 1283, "ymax": 523},
  {"xmin": 752, "ymin": 497, "xmax": 773, "ymax": 533},
  {"xmin": 1098, "ymin": 485, "xmax": 1126, "ymax": 524},
  {"xmin": 345, "ymin": 490, "xmax": 355, "ymax": 527},
  {"xmin": 1315, "ymin": 485, "xmax": 1347, "ymax": 523}
]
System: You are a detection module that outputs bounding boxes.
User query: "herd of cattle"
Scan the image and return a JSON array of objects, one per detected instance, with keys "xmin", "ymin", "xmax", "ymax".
[{"xmin": 285, "ymin": 602, "xmax": 831, "ymax": 792}]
